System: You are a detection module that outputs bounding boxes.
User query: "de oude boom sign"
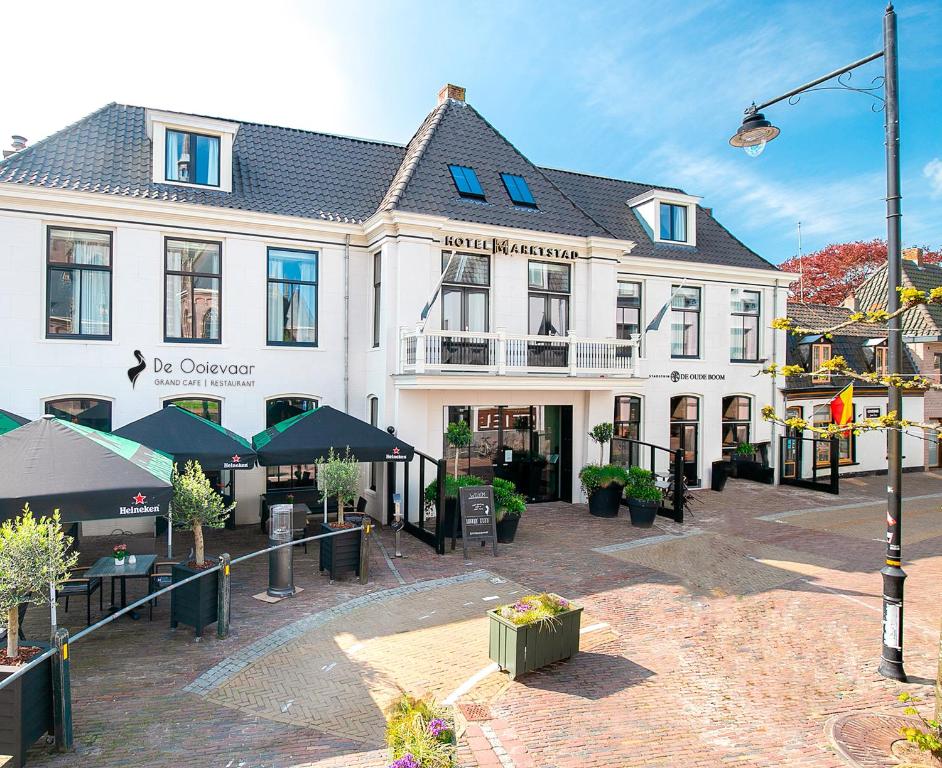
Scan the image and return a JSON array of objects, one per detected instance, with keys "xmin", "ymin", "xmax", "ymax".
[{"xmin": 443, "ymin": 235, "xmax": 579, "ymax": 260}]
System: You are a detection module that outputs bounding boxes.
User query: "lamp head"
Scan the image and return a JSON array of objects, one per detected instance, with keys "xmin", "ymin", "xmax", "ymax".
[{"xmin": 730, "ymin": 105, "xmax": 780, "ymax": 156}]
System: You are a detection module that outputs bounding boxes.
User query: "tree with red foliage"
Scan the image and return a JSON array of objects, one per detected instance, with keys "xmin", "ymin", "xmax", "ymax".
[{"xmin": 780, "ymin": 239, "xmax": 942, "ymax": 305}]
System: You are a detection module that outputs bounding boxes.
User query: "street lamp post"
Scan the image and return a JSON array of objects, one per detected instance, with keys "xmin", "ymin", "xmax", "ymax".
[{"xmin": 730, "ymin": 3, "xmax": 905, "ymax": 681}]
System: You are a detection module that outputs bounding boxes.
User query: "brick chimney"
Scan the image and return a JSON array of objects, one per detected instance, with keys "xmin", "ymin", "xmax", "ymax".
[
  {"xmin": 438, "ymin": 84, "xmax": 466, "ymax": 105},
  {"xmin": 2, "ymin": 135, "xmax": 27, "ymax": 159},
  {"xmin": 902, "ymin": 247, "xmax": 923, "ymax": 267}
]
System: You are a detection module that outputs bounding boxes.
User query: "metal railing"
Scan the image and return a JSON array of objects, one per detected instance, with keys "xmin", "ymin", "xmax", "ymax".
[
  {"xmin": 399, "ymin": 326, "xmax": 640, "ymax": 377},
  {"xmin": 610, "ymin": 436, "xmax": 685, "ymax": 523}
]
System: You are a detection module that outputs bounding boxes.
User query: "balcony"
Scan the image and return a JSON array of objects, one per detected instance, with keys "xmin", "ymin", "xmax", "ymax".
[{"xmin": 398, "ymin": 327, "xmax": 641, "ymax": 377}]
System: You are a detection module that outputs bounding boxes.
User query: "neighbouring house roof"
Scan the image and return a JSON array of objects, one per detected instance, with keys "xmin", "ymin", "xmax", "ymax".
[
  {"xmin": 855, "ymin": 260, "xmax": 942, "ymax": 336},
  {"xmin": 0, "ymin": 98, "xmax": 778, "ymax": 271}
]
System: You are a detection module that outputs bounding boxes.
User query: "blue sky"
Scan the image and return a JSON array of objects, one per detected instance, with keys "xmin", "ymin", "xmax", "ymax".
[{"xmin": 4, "ymin": 0, "xmax": 940, "ymax": 264}]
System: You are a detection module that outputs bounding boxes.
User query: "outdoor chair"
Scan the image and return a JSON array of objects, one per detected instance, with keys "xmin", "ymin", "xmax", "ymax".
[
  {"xmin": 57, "ymin": 566, "xmax": 103, "ymax": 627},
  {"xmin": 148, "ymin": 561, "xmax": 177, "ymax": 621},
  {"xmin": 0, "ymin": 603, "xmax": 28, "ymax": 644}
]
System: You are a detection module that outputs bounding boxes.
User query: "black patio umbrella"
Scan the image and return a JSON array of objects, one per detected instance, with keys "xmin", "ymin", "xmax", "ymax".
[
  {"xmin": 252, "ymin": 405, "xmax": 414, "ymax": 465},
  {"xmin": 0, "ymin": 415, "xmax": 173, "ymax": 523},
  {"xmin": 113, "ymin": 405, "xmax": 256, "ymax": 471},
  {"xmin": 0, "ymin": 408, "xmax": 29, "ymax": 437}
]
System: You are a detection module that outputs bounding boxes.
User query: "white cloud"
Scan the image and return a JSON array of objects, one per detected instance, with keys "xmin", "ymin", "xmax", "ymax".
[{"xmin": 924, "ymin": 158, "xmax": 942, "ymax": 198}]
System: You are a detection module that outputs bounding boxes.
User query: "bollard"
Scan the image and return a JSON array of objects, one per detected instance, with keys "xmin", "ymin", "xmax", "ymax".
[
  {"xmin": 217, "ymin": 553, "xmax": 231, "ymax": 639},
  {"xmin": 51, "ymin": 627, "xmax": 73, "ymax": 752},
  {"xmin": 268, "ymin": 505, "xmax": 295, "ymax": 598},
  {"xmin": 359, "ymin": 522, "xmax": 371, "ymax": 585}
]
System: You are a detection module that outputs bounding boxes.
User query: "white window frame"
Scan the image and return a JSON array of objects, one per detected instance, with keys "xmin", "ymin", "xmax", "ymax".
[{"xmin": 147, "ymin": 110, "xmax": 237, "ymax": 193}]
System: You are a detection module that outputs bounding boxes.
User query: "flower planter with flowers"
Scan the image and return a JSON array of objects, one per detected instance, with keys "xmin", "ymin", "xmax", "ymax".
[
  {"xmin": 112, "ymin": 543, "xmax": 127, "ymax": 564},
  {"xmin": 385, "ymin": 693, "xmax": 456, "ymax": 768},
  {"xmin": 489, "ymin": 593, "xmax": 582, "ymax": 680}
]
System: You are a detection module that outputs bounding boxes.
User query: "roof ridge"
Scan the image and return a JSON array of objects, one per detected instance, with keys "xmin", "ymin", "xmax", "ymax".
[
  {"xmin": 378, "ymin": 102, "xmax": 448, "ymax": 213},
  {"xmin": 539, "ymin": 164, "xmax": 683, "ymax": 194},
  {"xmin": 0, "ymin": 102, "xmax": 117, "ymax": 171}
]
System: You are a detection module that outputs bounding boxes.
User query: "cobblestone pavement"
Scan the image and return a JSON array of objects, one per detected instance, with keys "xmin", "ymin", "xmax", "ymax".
[{"xmin": 20, "ymin": 472, "xmax": 942, "ymax": 767}]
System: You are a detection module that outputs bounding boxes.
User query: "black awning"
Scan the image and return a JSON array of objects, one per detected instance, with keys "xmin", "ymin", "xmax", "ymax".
[
  {"xmin": 113, "ymin": 405, "xmax": 256, "ymax": 471},
  {"xmin": 252, "ymin": 405, "xmax": 415, "ymax": 466},
  {"xmin": 0, "ymin": 408, "xmax": 29, "ymax": 437},
  {"xmin": 0, "ymin": 416, "xmax": 173, "ymax": 523}
]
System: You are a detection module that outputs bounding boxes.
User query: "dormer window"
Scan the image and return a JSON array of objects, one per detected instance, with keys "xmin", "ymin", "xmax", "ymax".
[
  {"xmin": 501, "ymin": 173, "xmax": 536, "ymax": 207},
  {"xmin": 165, "ymin": 129, "xmax": 220, "ymax": 187},
  {"xmin": 659, "ymin": 203, "xmax": 687, "ymax": 242},
  {"xmin": 449, "ymin": 165, "xmax": 485, "ymax": 199}
]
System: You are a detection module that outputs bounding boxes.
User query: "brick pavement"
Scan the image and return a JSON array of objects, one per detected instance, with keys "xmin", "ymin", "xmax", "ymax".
[{"xmin": 16, "ymin": 472, "xmax": 942, "ymax": 767}]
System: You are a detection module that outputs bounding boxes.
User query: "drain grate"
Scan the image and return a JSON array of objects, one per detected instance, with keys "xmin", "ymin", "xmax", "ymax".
[{"xmin": 458, "ymin": 702, "xmax": 491, "ymax": 721}]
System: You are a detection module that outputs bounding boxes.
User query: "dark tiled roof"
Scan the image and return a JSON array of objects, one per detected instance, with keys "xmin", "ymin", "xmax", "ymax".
[
  {"xmin": 855, "ymin": 261, "xmax": 942, "ymax": 336},
  {"xmin": 786, "ymin": 303, "xmax": 880, "ymax": 337},
  {"xmin": 0, "ymin": 103, "xmax": 406, "ymax": 222},
  {"xmin": 0, "ymin": 99, "xmax": 778, "ymax": 272}
]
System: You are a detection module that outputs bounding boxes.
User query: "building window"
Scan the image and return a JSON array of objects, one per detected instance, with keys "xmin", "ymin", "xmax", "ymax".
[
  {"xmin": 813, "ymin": 403, "xmax": 854, "ymax": 466},
  {"xmin": 934, "ymin": 352, "xmax": 942, "ymax": 377},
  {"xmin": 722, "ymin": 396, "xmax": 751, "ymax": 456},
  {"xmin": 811, "ymin": 343, "xmax": 832, "ymax": 383},
  {"xmin": 372, "ymin": 252, "xmax": 382, "ymax": 347},
  {"xmin": 163, "ymin": 397, "xmax": 221, "ymax": 424},
  {"xmin": 165, "ymin": 239, "xmax": 221, "ymax": 343},
  {"xmin": 265, "ymin": 397, "xmax": 318, "ymax": 490},
  {"xmin": 46, "ymin": 228, "xmax": 112, "ymax": 339},
  {"xmin": 442, "ymin": 253, "xmax": 490, "ymax": 332},
  {"xmin": 616, "ymin": 281, "xmax": 642, "ymax": 341},
  {"xmin": 369, "ymin": 396, "xmax": 379, "ymax": 491},
  {"xmin": 528, "ymin": 262, "xmax": 570, "ymax": 336},
  {"xmin": 267, "ymin": 248, "xmax": 317, "ymax": 346},
  {"xmin": 45, "ymin": 398, "xmax": 112, "ymax": 432},
  {"xmin": 165, "ymin": 129, "xmax": 220, "ymax": 187},
  {"xmin": 875, "ymin": 346, "xmax": 888, "ymax": 375},
  {"xmin": 614, "ymin": 395, "xmax": 641, "ymax": 439},
  {"xmin": 659, "ymin": 203, "xmax": 687, "ymax": 242},
  {"xmin": 670, "ymin": 395, "xmax": 699, "ymax": 486},
  {"xmin": 670, "ymin": 286, "xmax": 701, "ymax": 358},
  {"xmin": 448, "ymin": 165, "xmax": 485, "ymax": 199},
  {"xmin": 730, "ymin": 289, "xmax": 760, "ymax": 362},
  {"xmin": 500, "ymin": 173, "xmax": 536, "ymax": 207}
]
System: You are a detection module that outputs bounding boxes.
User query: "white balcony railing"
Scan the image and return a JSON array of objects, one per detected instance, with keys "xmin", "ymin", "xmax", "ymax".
[{"xmin": 399, "ymin": 327, "xmax": 641, "ymax": 377}]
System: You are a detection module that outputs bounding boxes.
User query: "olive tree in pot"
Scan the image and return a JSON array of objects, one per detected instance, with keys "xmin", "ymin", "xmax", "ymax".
[
  {"xmin": 446, "ymin": 420, "xmax": 472, "ymax": 479},
  {"xmin": 625, "ymin": 466, "xmax": 662, "ymax": 528},
  {"xmin": 588, "ymin": 422, "xmax": 614, "ymax": 465},
  {"xmin": 170, "ymin": 460, "xmax": 235, "ymax": 638},
  {"xmin": 0, "ymin": 505, "xmax": 77, "ymax": 767},
  {"xmin": 493, "ymin": 477, "xmax": 526, "ymax": 543},
  {"xmin": 317, "ymin": 448, "xmax": 362, "ymax": 580},
  {"xmin": 579, "ymin": 464, "xmax": 629, "ymax": 518}
]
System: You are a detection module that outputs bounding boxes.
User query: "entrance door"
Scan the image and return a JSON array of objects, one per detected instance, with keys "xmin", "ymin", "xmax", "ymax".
[{"xmin": 670, "ymin": 396, "xmax": 700, "ymax": 486}]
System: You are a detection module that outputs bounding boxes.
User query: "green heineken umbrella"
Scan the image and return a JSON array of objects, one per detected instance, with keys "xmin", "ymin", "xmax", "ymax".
[
  {"xmin": 0, "ymin": 415, "xmax": 173, "ymax": 523},
  {"xmin": 0, "ymin": 408, "xmax": 28, "ymax": 437}
]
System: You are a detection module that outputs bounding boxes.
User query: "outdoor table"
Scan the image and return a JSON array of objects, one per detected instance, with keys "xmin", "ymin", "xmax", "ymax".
[{"xmin": 86, "ymin": 555, "xmax": 157, "ymax": 621}]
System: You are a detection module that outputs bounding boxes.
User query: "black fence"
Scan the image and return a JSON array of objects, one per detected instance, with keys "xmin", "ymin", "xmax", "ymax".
[
  {"xmin": 398, "ymin": 449, "xmax": 448, "ymax": 555},
  {"xmin": 610, "ymin": 437, "xmax": 685, "ymax": 523},
  {"xmin": 779, "ymin": 434, "xmax": 840, "ymax": 494}
]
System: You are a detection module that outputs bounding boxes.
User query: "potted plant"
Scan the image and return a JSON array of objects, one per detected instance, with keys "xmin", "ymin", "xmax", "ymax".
[
  {"xmin": 423, "ymin": 474, "xmax": 485, "ymax": 539},
  {"xmin": 488, "ymin": 593, "xmax": 582, "ymax": 680},
  {"xmin": 112, "ymin": 542, "xmax": 127, "ymax": 564},
  {"xmin": 493, "ymin": 477, "xmax": 525, "ymax": 543},
  {"xmin": 170, "ymin": 460, "xmax": 235, "ymax": 638},
  {"xmin": 579, "ymin": 464, "xmax": 629, "ymax": 518},
  {"xmin": 445, "ymin": 420, "xmax": 472, "ymax": 479},
  {"xmin": 588, "ymin": 422, "xmax": 614, "ymax": 464},
  {"xmin": 385, "ymin": 693, "xmax": 456, "ymax": 768},
  {"xmin": 316, "ymin": 448, "xmax": 362, "ymax": 581},
  {"xmin": 0, "ymin": 505, "xmax": 77, "ymax": 768},
  {"xmin": 625, "ymin": 466, "xmax": 662, "ymax": 528}
]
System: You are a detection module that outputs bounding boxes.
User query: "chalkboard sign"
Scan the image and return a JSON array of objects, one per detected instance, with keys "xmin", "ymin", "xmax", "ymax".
[{"xmin": 458, "ymin": 485, "xmax": 498, "ymax": 558}]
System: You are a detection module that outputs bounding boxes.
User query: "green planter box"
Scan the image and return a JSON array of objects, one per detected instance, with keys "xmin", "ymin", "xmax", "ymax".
[
  {"xmin": 488, "ymin": 600, "xmax": 582, "ymax": 680},
  {"xmin": 0, "ymin": 641, "xmax": 54, "ymax": 768},
  {"xmin": 171, "ymin": 561, "xmax": 219, "ymax": 638}
]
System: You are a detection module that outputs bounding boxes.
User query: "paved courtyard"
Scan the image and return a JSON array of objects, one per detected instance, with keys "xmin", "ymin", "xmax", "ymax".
[{"xmin": 20, "ymin": 472, "xmax": 942, "ymax": 768}]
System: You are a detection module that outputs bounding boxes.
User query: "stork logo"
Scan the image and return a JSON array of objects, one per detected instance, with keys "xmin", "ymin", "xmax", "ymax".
[
  {"xmin": 119, "ymin": 491, "xmax": 160, "ymax": 516},
  {"xmin": 223, "ymin": 453, "xmax": 251, "ymax": 469},
  {"xmin": 128, "ymin": 350, "xmax": 146, "ymax": 388}
]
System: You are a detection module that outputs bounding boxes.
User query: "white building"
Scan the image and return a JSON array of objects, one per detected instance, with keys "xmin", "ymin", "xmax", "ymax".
[{"xmin": 0, "ymin": 84, "xmax": 793, "ymax": 538}]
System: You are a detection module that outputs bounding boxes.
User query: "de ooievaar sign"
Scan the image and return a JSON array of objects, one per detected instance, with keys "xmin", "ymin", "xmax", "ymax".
[{"xmin": 458, "ymin": 485, "xmax": 498, "ymax": 558}]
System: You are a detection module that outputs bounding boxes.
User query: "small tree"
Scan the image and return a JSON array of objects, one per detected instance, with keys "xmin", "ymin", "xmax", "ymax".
[
  {"xmin": 588, "ymin": 422, "xmax": 614, "ymax": 464},
  {"xmin": 0, "ymin": 505, "xmax": 77, "ymax": 659},
  {"xmin": 317, "ymin": 448, "xmax": 360, "ymax": 525},
  {"xmin": 171, "ymin": 460, "xmax": 234, "ymax": 566},
  {"xmin": 446, "ymin": 420, "xmax": 472, "ymax": 480}
]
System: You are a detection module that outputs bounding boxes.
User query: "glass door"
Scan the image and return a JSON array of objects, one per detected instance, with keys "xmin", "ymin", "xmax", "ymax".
[
  {"xmin": 442, "ymin": 287, "xmax": 489, "ymax": 365},
  {"xmin": 670, "ymin": 396, "xmax": 700, "ymax": 486}
]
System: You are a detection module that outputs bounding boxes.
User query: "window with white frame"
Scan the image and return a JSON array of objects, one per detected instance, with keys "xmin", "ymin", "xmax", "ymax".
[
  {"xmin": 730, "ymin": 289, "xmax": 761, "ymax": 362},
  {"xmin": 165, "ymin": 129, "xmax": 220, "ymax": 187},
  {"xmin": 671, "ymin": 286, "xmax": 701, "ymax": 358}
]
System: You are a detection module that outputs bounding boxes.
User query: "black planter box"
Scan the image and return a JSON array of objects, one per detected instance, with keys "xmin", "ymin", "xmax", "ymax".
[
  {"xmin": 171, "ymin": 561, "xmax": 219, "ymax": 638},
  {"xmin": 711, "ymin": 460, "xmax": 731, "ymax": 492},
  {"xmin": 0, "ymin": 640, "xmax": 54, "ymax": 768},
  {"xmin": 496, "ymin": 515, "xmax": 520, "ymax": 543},
  {"xmin": 627, "ymin": 498, "xmax": 659, "ymax": 528},
  {"xmin": 319, "ymin": 523, "xmax": 361, "ymax": 580},
  {"xmin": 588, "ymin": 483, "xmax": 623, "ymax": 517},
  {"xmin": 736, "ymin": 459, "xmax": 774, "ymax": 485}
]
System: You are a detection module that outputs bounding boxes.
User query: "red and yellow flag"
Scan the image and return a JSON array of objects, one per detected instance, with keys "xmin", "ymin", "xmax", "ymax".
[{"xmin": 829, "ymin": 384, "xmax": 854, "ymax": 426}]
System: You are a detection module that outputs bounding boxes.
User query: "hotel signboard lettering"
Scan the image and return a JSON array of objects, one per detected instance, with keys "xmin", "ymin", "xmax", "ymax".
[{"xmin": 443, "ymin": 235, "xmax": 579, "ymax": 260}]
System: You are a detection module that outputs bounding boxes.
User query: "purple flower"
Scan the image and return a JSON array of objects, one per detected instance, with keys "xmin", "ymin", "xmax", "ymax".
[
  {"xmin": 389, "ymin": 754, "xmax": 420, "ymax": 768},
  {"xmin": 512, "ymin": 600, "xmax": 533, "ymax": 613},
  {"xmin": 428, "ymin": 717, "xmax": 450, "ymax": 737}
]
